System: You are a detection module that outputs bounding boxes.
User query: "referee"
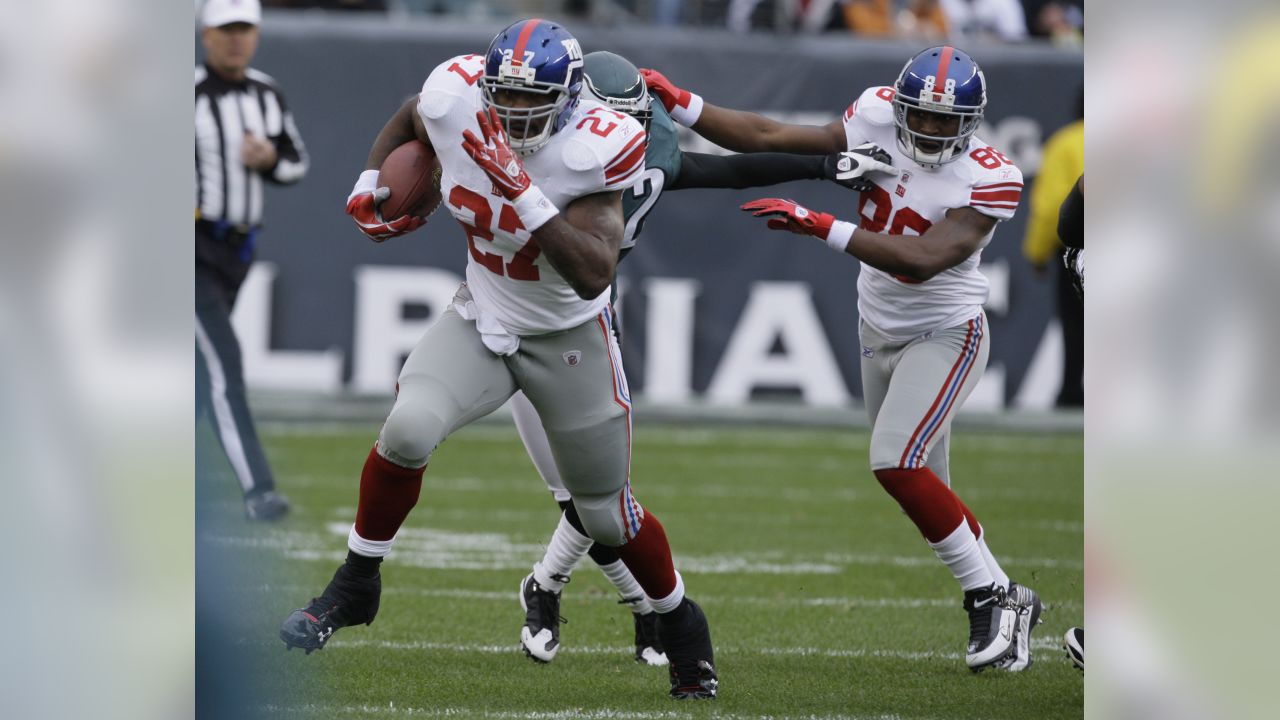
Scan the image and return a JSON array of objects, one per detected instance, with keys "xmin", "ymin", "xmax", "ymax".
[{"xmin": 196, "ymin": 0, "xmax": 308, "ymax": 520}]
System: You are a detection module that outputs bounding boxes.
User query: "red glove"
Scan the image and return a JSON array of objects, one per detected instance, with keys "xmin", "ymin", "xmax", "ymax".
[
  {"xmin": 740, "ymin": 198, "xmax": 837, "ymax": 239},
  {"xmin": 461, "ymin": 108, "xmax": 533, "ymax": 201},
  {"xmin": 346, "ymin": 181, "xmax": 424, "ymax": 242},
  {"xmin": 639, "ymin": 69, "xmax": 703, "ymax": 126}
]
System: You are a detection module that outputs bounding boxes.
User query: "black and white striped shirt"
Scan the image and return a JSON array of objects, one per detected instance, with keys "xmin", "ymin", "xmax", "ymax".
[{"xmin": 195, "ymin": 64, "xmax": 308, "ymax": 228}]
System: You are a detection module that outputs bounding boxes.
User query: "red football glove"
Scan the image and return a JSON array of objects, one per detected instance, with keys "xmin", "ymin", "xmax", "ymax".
[
  {"xmin": 639, "ymin": 69, "xmax": 703, "ymax": 125},
  {"xmin": 461, "ymin": 108, "xmax": 533, "ymax": 201},
  {"xmin": 740, "ymin": 198, "xmax": 837, "ymax": 239},
  {"xmin": 346, "ymin": 184, "xmax": 424, "ymax": 242},
  {"xmin": 638, "ymin": 68, "xmax": 688, "ymax": 113}
]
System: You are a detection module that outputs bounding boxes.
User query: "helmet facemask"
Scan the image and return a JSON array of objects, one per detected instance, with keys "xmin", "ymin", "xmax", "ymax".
[
  {"xmin": 892, "ymin": 75, "xmax": 985, "ymax": 167},
  {"xmin": 482, "ymin": 79, "xmax": 573, "ymax": 156}
]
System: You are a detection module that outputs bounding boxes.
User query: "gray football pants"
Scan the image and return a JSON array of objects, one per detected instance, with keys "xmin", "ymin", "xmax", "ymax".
[
  {"xmin": 378, "ymin": 285, "xmax": 640, "ymax": 546},
  {"xmin": 859, "ymin": 312, "xmax": 990, "ymax": 484}
]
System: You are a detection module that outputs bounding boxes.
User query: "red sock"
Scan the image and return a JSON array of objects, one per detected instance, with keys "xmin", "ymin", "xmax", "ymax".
[
  {"xmin": 353, "ymin": 444, "xmax": 425, "ymax": 542},
  {"xmin": 874, "ymin": 467, "xmax": 969, "ymax": 543},
  {"xmin": 615, "ymin": 511, "xmax": 678, "ymax": 600}
]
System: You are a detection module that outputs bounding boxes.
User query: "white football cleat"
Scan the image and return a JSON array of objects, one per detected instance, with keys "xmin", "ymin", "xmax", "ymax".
[
  {"xmin": 963, "ymin": 584, "xmax": 1017, "ymax": 672},
  {"xmin": 519, "ymin": 572, "xmax": 566, "ymax": 663},
  {"xmin": 1003, "ymin": 581, "xmax": 1043, "ymax": 672}
]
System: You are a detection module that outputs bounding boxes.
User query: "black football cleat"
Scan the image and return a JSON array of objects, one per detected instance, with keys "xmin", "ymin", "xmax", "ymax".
[
  {"xmin": 245, "ymin": 490, "xmax": 290, "ymax": 522},
  {"xmin": 279, "ymin": 563, "xmax": 381, "ymax": 654},
  {"xmin": 656, "ymin": 598, "xmax": 717, "ymax": 699},
  {"xmin": 519, "ymin": 572, "xmax": 568, "ymax": 663},
  {"xmin": 624, "ymin": 602, "xmax": 667, "ymax": 666},
  {"xmin": 963, "ymin": 584, "xmax": 1017, "ymax": 672}
]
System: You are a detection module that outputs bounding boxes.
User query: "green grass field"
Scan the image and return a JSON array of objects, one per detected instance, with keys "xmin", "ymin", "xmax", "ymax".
[{"xmin": 198, "ymin": 420, "xmax": 1083, "ymax": 720}]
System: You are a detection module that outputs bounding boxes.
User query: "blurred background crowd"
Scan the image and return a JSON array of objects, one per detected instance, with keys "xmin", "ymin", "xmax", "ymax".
[{"xmin": 260, "ymin": 0, "xmax": 1083, "ymax": 46}]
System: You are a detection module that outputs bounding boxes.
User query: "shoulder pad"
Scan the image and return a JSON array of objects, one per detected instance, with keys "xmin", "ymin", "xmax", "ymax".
[
  {"xmin": 565, "ymin": 102, "xmax": 648, "ymax": 191},
  {"xmin": 847, "ymin": 86, "xmax": 896, "ymax": 128}
]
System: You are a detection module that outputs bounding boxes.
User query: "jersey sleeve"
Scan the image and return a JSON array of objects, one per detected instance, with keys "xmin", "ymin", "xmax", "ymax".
[
  {"xmin": 842, "ymin": 85, "xmax": 897, "ymax": 150},
  {"xmin": 966, "ymin": 157, "xmax": 1025, "ymax": 221},
  {"xmin": 418, "ymin": 54, "xmax": 485, "ymax": 122},
  {"xmin": 560, "ymin": 104, "xmax": 648, "ymax": 194},
  {"xmin": 601, "ymin": 123, "xmax": 647, "ymax": 191}
]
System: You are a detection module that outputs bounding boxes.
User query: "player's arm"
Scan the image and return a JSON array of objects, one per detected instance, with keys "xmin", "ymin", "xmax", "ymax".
[
  {"xmin": 347, "ymin": 95, "xmax": 433, "ymax": 242},
  {"xmin": 670, "ymin": 151, "xmax": 824, "ymax": 190},
  {"xmin": 641, "ymin": 68, "xmax": 845, "ymax": 154},
  {"xmin": 531, "ymin": 192, "xmax": 624, "ymax": 299},
  {"xmin": 741, "ymin": 199, "xmax": 995, "ymax": 282},
  {"xmin": 462, "ymin": 108, "xmax": 619, "ymax": 299},
  {"xmin": 1057, "ymin": 174, "xmax": 1084, "ymax": 249},
  {"xmin": 364, "ymin": 95, "xmax": 433, "ymax": 170},
  {"xmin": 670, "ymin": 145, "xmax": 895, "ymax": 192}
]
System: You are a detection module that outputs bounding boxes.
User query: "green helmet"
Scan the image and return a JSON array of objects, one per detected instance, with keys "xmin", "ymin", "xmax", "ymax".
[{"xmin": 582, "ymin": 51, "xmax": 653, "ymax": 131}]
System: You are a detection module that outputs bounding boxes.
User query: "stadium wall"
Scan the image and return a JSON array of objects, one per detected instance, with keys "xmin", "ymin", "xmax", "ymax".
[{"xmin": 226, "ymin": 15, "xmax": 1084, "ymax": 410}]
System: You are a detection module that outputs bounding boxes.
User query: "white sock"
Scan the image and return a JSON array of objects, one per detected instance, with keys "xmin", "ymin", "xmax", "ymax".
[
  {"xmin": 929, "ymin": 521, "xmax": 996, "ymax": 591},
  {"xmin": 599, "ymin": 560, "xmax": 654, "ymax": 614},
  {"xmin": 348, "ymin": 525, "xmax": 394, "ymax": 557},
  {"xmin": 533, "ymin": 513, "xmax": 592, "ymax": 592},
  {"xmin": 650, "ymin": 571, "xmax": 686, "ymax": 614},
  {"xmin": 976, "ymin": 525, "xmax": 1010, "ymax": 590}
]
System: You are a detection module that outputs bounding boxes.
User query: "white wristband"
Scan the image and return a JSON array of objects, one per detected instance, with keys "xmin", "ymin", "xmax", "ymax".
[
  {"xmin": 669, "ymin": 93, "xmax": 704, "ymax": 127},
  {"xmin": 512, "ymin": 185, "xmax": 560, "ymax": 232},
  {"xmin": 348, "ymin": 169, "xmax": 380, "ymax": 204},
  {"xmin": 825, "ymin": 220, "xmax": 856, "ymax": 253}
]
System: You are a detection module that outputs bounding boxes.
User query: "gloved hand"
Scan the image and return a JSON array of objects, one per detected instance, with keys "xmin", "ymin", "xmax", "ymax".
[
  {"xmin": 638, "ymin": 68, "xmax": 703, "ymax": 126},
  {"xmin": 740, "ymin": 197, "xmax": 857, "ymax": 253},
  {"xmin": 461, "ymin": 108, "xmax": 533, "ymax": 201},
  {"xmin": 1063, "ymin": 247, "xmax": 1084, "ymax": 297},
  {"xmin": 460, "ymin": 108, "xmax": 559, "ymax": 231},
  {"xmin": 346, "ymin": 170, "xmax": 424, "ymax": 242},
  {"xmin": 740, "ymin": 197, "xmax": 838, "ymax": 238},
  {"xmin": 823, "ymin": 143, "xmax": 898, "ymax": 191}
]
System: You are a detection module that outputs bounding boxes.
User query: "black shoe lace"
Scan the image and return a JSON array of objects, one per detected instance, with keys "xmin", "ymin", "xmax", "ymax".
[
  {"xmin": 529, "ymin": 580, "xmax": 567, "ymax": 629},
  {"xmin": 968, "ymin": 604, "xmax": 993, "ymax": 646}
]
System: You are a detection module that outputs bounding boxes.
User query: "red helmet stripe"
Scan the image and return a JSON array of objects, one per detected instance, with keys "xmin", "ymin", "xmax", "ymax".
[
  {"xmin": 511, "ymin": 19, "xmax": 542, "ymax": 67},
  {"xmin": 933, "ymin": 46, "xmax": 955, "ymax": 99}
]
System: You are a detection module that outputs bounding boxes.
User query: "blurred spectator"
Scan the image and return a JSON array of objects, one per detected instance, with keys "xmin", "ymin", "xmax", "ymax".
[
  {"xmin": 1022, "ymin": 89, "xmax": 1083, "ymax": 407},
  {"xmin": 842, "ymin": 0, "xmax": 948, "ymax": 39},
  {"xmin": 938, "ymin": 0, "xmax": 1027, "ymax": 41},
  {"xmin": 729, "ymin": 0, "xmax": 841, "ymax": 33},
  {"xmin": 262, "ymin": 0, "xmax": 387, "ymax": 10},
  {"xmin": 653, "ymin": 0, "xmax": 686, "ymax": 25},
  {"xmin": 1022, "ymin": 1, "xmax": 1083, "ymax": 45}
]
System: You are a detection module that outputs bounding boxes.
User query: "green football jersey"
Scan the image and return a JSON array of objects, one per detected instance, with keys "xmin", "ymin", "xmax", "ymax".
[{"xmin": 620, "ymin": 102, "xmax": 682, "ymax": 251}]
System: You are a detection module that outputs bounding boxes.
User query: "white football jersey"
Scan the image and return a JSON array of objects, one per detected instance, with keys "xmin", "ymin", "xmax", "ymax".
[
  {"xmin": 417, "ymin": 54, "xmax": 647, "ymax": 336},
  {"xmin": 841, "ymin": 85, "xmax": 1023, "ymax": 341}
]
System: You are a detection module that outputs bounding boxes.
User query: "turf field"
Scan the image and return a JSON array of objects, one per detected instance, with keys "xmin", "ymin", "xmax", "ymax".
[{"xmin": 198, "ymin": 420, "xmax": 1083, "ymax": 719}]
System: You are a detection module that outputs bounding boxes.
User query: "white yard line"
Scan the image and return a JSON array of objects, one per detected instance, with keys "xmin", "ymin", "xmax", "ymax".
[
  {"xmin": 258, "ymin": 704, "xmax": 913, "ymax": 720},
  {"xmin": 292, "ymin": 637, "xmax": 1068, "ymax": 665}
]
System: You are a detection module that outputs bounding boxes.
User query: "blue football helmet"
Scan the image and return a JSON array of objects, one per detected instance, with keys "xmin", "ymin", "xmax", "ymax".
[
  {"xmin": 481, "ymin": 19, "xmax": 585, "ymax": 156},
  {"xmin": 892, "ymin": 46, "xmax": 987, "ymax": 167}
]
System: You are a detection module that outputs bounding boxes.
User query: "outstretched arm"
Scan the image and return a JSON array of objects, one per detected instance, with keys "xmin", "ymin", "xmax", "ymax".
[
  {"xmin": 641, "ymin": 68, "xmax": 845, "ymax": 155},
  {"xmin": 741, "ymin": 199, "xmax": 996, "ymax": 282},
  {"xmin": 671, "ymin": 145, "xmax": 897, "ymax": 192},
  {"xmin": 670, "ymin": 151, "xmax": 826, "ymax": 190}
]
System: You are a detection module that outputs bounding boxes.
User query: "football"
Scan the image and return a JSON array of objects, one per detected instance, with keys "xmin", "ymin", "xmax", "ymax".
[{"xmin": 377, "ymin": 140, "xmax": 443, "ymax": 220}]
